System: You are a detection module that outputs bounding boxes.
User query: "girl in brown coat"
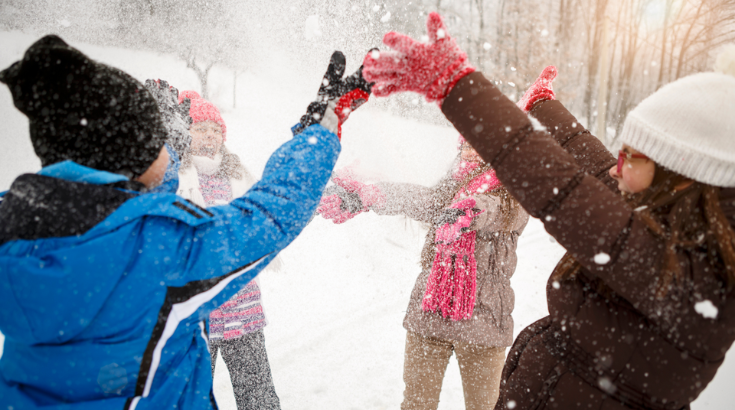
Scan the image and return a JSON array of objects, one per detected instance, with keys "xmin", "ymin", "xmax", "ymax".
[
  {"xmin": 317, "ymin": 141, "xmax": 529, "ymax": 409},
  {"xmin": 362, "ymin": 12, "xmax": 735, "ymax": 410}
]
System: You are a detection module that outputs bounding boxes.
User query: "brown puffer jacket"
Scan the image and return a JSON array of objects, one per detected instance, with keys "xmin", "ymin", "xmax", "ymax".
[
  {"xmin": 373, "ymin": 168, "xmax": 529, "ymax": 347},
  {"xmin": 441, "ymin": 72, "xmax": 735, "ymax": 410}
]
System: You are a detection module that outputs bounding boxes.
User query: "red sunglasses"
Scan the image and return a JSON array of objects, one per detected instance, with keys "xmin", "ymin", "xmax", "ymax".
[{"xmin": 617, "ymin": 150, "xmax": 649, "ymax": 174}]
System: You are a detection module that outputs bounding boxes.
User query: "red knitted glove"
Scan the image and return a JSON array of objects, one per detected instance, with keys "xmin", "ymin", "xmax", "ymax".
[
  {"xmin": 517, "ymin": 65, "xmax": 557, "ymax": 112},
  {"xmin": 362, "ymin": 12, "xmax": 475, "ymax": 103}
]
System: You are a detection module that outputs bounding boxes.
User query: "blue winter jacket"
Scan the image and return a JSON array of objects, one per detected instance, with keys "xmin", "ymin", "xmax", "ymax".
[{"xmin": 0, "ymin": 124, "xmax": 339, "ymax": 409}]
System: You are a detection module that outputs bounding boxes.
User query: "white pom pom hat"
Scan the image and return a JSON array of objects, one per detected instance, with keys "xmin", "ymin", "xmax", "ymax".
[{"xmin": 619, "ymin": 49, "xmax": 735, "ymax": 187}]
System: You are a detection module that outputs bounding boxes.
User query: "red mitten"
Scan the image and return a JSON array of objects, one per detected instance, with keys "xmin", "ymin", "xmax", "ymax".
[
  {"xmin": 517, "ymin": 65, "xmax": 557, "ymax": 112},
  {"xmin": 435, "ymin": 198, "xmax": 484, "ymax": 244},
  {"xmin": 362, "ymin": 12, "xmax": 475, "ymax": 103},
  {"xmin": 316, "ymin": 194, "xmax": 364, "ymax": 224}
]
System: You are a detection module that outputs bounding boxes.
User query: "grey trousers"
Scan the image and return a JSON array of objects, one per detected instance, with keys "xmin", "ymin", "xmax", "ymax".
[{"xmin": 210, "ymin": 330, "xmax": 281, "ymax": 410}]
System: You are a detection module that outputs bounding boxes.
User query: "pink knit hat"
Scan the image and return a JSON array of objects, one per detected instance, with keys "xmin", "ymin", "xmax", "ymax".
[{"xmin": 178, "ymin": 90, "xmax": 227, "ymax": 141}]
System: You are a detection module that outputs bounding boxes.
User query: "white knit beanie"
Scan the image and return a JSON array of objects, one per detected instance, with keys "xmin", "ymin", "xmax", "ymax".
[{"xmin": 619, "ymin": 51, "xmax": 735, "ymax": 187}]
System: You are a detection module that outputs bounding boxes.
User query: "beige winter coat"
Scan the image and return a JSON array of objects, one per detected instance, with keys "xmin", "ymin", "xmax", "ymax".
[{"xmin": 374, "ymin": 172, "xmax": 529, "ymax": 347}]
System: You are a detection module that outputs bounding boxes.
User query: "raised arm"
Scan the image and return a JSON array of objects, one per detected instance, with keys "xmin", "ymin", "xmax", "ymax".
[
  {"xmin": 172, "ymin": 51, "xmax": 373, "ymax": 319},
  {"xmin": 530, "ymin": 101, "xmax": 617, "ymax": 190},
  {"xmin": 517, "ymin": 66, "xmax": 617, "ymax": 189},
  {"xmin": 361, "ymin": 12, "xmax": 693, "ymax": 320},
  {"xmin": 135, "ymin": 124, "xmax": 338, "ymax": 322},
  {"xmin": 372, "ymin": 179, "xmax": 457, "ymax": 224}
]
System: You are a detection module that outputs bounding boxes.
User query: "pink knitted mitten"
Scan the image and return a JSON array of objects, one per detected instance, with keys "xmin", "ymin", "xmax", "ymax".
[
  {"xmin": 316, "ymin": 194, "xmax": 363, "ymax": 224},
  {"xmin": 517, "ymin": 65, "xmax": 557, "ymax": 112},
  {"xmin": 362, "ymin": 12, "xmax": 475, "ymax": 103},
  {"xmin": 331, "ymin": 174, "xmax": 386, "ymax": 210}
]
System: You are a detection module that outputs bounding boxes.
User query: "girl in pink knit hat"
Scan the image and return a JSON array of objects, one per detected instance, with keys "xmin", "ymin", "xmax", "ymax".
[
  {"xmin": 318, "ymin": 138, "xmax": 529, "ymax": 409},
  {"xmin": 177, "ymin": 91, "xmax": 281, "ymax": 410}
]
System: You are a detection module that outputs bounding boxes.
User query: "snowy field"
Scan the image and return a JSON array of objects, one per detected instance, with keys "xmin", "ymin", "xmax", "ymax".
[{"xmin": 0, "ymin": 31, "xmax": 733, "ymax": 409}]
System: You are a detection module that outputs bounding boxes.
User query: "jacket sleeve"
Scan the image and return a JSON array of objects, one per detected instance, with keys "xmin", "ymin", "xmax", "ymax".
[
  {"xmin": 176, "ymin": 124, "xmax": 340, "ymax": 317},
  {"xmin": 438, "ymin": 72, "xmax": 683, "ymax": 319},
  {"xmin": 529, "ymin": 100, "xmax": 618, "ymax": 191},
  {"xmin": 372, "ymin": 180, "xmax": 453, "ymax": 224}
]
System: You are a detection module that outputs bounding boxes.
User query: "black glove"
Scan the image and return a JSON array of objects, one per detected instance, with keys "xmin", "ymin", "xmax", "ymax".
[
  {"xmin": 433, "ymin": 208, "xmax": 467, "ymax": 226},
  {"xmin": 144, "ymin": 79, "xmax": 192, "ymax": 157},
  {"xmin": 292, "ymin": 50, "xmax": 375, "ymax": 139}
]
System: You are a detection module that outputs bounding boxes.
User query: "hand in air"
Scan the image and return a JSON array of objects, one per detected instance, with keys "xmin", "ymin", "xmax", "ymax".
[
  {"xmin": 316, "ymin": 190, "xmax": 364, "ymax": 224},
  {"xmin": 517, "ymin": 66, "xmax": 557, "ymax": 112},
  {"xmin": 362, "ymin": 12, "xmax": 475, "ymax": 103},
  {"xmin": 293, "ymin": 51, "xmax": 374, "ymax": 139},
  {"xmin": 317, "ymin": 172, "xmax": 385, "ymax": 224}
]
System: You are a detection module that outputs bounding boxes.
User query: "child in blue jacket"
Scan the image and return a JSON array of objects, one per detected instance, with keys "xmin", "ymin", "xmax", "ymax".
[{"xmin": 0, "ymin": 35, "xmax": 371, "ymax": 410}]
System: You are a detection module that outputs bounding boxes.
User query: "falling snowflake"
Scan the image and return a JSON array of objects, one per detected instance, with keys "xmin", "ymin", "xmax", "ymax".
[
  {"xmin": 594, "ymin": 252, "xmax": 611, "ymax": 265},
  {"xmin": 695, "ymin": 300, "xmax": 718, "ymax": 319}
]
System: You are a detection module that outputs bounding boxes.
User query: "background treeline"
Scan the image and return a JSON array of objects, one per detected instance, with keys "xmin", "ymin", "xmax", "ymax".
[{"xmin": 2, "ymin": 0, "xmax": 734, "ymax": 142}]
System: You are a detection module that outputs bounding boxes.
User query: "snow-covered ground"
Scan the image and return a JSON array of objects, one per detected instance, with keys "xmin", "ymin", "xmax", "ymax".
[{"xmin": 0, "ymin": 31, "xmax": 733, "ymax": 409}]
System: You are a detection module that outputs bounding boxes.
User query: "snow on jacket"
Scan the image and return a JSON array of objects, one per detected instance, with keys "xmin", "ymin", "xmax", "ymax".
[
  {"xmin": 0, "ymin": 124, "xmax": 339, "ymax": 410},
  {"xmin": 373, "ymin": 169, "xmax": 529, "ymax": 347},
  {"xmin": 178, "ymin": 150, "xmax": 276, "ymax": 341},
  {"xmin": 441, "ymin": 72, "xmax": 735, "ymax": 410}
]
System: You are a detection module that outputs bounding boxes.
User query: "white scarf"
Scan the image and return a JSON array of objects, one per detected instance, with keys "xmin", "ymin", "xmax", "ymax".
[{"xmin": 191, "ymin": 153, "xmax": 223, "ymax": 176}]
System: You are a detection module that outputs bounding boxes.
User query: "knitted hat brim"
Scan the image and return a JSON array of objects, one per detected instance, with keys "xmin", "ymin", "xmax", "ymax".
[{"xmin": 620, "ymin": 72, "xmax": 735, "ymax": 187}]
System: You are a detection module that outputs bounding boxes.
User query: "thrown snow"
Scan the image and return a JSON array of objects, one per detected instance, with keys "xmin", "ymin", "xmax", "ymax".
[
  {"xmin": 529, "ymin": 115, "xmax": 547, "ymax": 132},
  {"xmin": 695, "ymin": 300, "xmax": 719, "ymax": 319},
  {"xmin": 594, "ymin": 252, "xmax": 611, "ymax": 265},
  {"xmin": 304, "ymin": 15, "xmax": 321, "ymax": 40}
]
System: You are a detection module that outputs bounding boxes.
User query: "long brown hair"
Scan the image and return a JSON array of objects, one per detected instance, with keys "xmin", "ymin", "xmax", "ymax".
[{"xmin": 553, "ymin": 166, "xmax": 735, "ymax": 296}]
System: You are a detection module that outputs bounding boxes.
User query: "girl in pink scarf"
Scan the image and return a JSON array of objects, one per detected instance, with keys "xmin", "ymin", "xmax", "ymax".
[{"xmin": 318, "ymin": 137, "xmax": 529, "ymax": 410}]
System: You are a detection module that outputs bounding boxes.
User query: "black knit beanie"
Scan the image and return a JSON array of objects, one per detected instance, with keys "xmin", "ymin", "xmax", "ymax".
[{"xmin": 0, "ymin": 35, "xmax": 166, "ymax": 179}]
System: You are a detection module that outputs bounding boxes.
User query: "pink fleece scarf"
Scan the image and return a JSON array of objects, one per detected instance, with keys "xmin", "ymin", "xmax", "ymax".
[{"xmin": 422, "ymin": 167, "xmax": 501, "ymax": 321}]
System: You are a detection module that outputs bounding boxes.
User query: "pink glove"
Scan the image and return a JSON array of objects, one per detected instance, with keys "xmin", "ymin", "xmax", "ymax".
[
  {"xmin": 362, "ymin": 12, "xmax": 475, "ymax": 103},
  {"xmin": 517, "ymin": 65, "xmax": 557, "ymax": 112},
  {"xmin": 316, "ymin": 194, "xmax": 363, "ymax": 224},
  {"xmin": 331, "ymin": 173, "xmax": 386, "ymax": 210},
  {"xmin": 435, "ymin": 197, "xmax": 484, "ymax": 244}
]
